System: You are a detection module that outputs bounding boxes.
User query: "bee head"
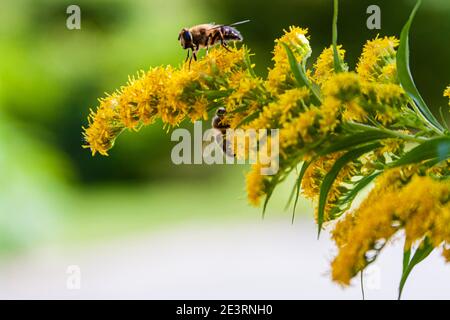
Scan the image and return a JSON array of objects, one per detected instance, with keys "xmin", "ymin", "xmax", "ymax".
[
  {"xmin": 216, "ymin": 107, "xmax": 226, "ymax": 117},
  {"xmin": 178, "ymin": 28, "xmax": 192, "ymax": 49}
]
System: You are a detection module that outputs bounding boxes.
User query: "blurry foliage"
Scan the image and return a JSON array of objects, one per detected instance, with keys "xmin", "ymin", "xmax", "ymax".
[
  {"xmin": 0, "ymin": 111, "xmax": 71, "ymax": 253},
  {"xmin": 0, "ymin": 0, "xmax": 214, "ymax": 183}
]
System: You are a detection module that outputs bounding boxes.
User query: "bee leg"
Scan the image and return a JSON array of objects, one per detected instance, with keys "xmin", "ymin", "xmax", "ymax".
[
  {"xmin": 205, "ymin": 34, "xmax": 212, "ymax": 55},
  {"xmin": 221, "ymin": 42, "xmax": 232, "ymax": 52},
  {"xmin": 185, "ymin": 49, "xmax": 190, "ymax": 63},
  {"xmin": 218, "ymin": 31, "xmax": 232, "ymax": 52},
  {"xmin": 188, "ymin": 47, "xmax": 197, "ymax": 70}
]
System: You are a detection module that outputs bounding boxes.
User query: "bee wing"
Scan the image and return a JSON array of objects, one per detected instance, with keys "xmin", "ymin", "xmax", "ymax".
[
  {"xmin": 228, "ymin": 19, "xmax": 251, "ymax": 27},
  {"xmin": 207, "ymin": 20, "xmax": 251, "ymax": 30}
]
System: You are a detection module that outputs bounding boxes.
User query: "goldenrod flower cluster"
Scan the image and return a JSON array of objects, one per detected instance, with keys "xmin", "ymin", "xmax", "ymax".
[
  {"xmin": 83, "ymin": 18, "xmax": 450, "ymax": 293},
  {"xmin": 83, "ymin": 48, "xmax": 253, "ymax": 155},
  {"xmin": 332, "ymin": 169, "xmax": 450, "ymax": 285}
]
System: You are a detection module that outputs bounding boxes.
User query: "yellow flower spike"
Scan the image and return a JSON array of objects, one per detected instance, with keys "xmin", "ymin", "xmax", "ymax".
[
  {"xmin": 82, "ymin": 95, "xmax": 123, "ymax": 156},
  {"xmin": 322, "ymin": 72, "xmax": 361, "ymax": 98},
  {"xmin": 266, "ymin": 26, "xmax": 311, "ymax": 94},
  {"xmin": 331, "ymin": 173, "xmax": 450, "ymax": 286},
  {"xmin": 319, "ymin": 97, "xmax": 340, "ymax": 133},
  {"xmin": 249, "ymin": 88, "xmax": 310, "ymax": 130},
  {"xmin": 342, "ymin": 100, "xmax": 367, "ymax": 122},
  {"xmin": 312, "ymin": 45, "xmax": 346, "ymax": 86},
  {"xmin": 356, "ymin": 36, "xmax": 399, "ymax": 83},
  {"xmin": 83, "ymin": 46, "xmax": 251, "ymax": 154},
  {"xmin": 246, "ymin": 163, "xmax": 268, "ymax": 207}
]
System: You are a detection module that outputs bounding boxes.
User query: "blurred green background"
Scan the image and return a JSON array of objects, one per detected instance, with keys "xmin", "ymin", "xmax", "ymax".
[{"xmin": 0, "ymin": 0, "xmax": 449, "ymax": 254}]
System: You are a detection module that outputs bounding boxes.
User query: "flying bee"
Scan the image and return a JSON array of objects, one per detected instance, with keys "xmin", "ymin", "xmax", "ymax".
[
  {"xmin": 211, "ymin": 107, "xmax": 235, "ymax": 157},
  {"xmin": 178, "ymin": 20, "xmax": 250, "ymax": 67}
]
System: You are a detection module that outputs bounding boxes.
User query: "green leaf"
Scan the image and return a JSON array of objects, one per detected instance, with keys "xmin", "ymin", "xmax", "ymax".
[
  {"xmin": 397, "ymin": 0, "xmax": 444, "ymax": 133},
  {"xmin": 336, "ymin": 171, "xmax": 380, "ymax": 211},
  {"xmin": 398, "ymin": 237, "xmax": 434, "ymax": 299},
  {"xmin": 390, "ymin": 137, "xmax": 450, "ymax": 167},
  {"xmin": 291, "ymin": 161, "xmax": 312, "ymax": 223},
  {"xmin": 317, "ymin": 143, "xmax": 381, "ymax": 237},
  {"xmin": 319, "ymin": 130, "xmax": 391, "ymax": 156},
  {"xmin": 402, "ymin": 239, "xmax": 411, "ymax": 275},
  {"xmin": 281, "ymin": 43, "xmax": 322, "ymax": 105},
  {"xmin": 262, "ymin": 174, "xmax": 280, "ymax": 218}
]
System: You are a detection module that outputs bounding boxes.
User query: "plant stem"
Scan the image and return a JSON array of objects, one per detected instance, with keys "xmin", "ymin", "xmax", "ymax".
[
  {"xmin": 347, "ymin": 122, "xmax": 429, "ymax": 143},
  {"xmin": 332, "ymin": 0, "xmax": 343, "ymax": 72}
]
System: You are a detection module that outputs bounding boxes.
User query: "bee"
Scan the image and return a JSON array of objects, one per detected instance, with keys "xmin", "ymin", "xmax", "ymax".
[
  {"xmin": 211, "ymin": 107, "xmax": 235, "ymax": 157},
  {"xmin": 178, "ymin": 20, "xmax": 250, "ymax": 67}
]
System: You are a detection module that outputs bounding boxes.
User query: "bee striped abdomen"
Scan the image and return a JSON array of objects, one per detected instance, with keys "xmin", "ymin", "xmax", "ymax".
[{"xmin": 222, "ymin": 26, "xmax": 243, "ymax": 41}]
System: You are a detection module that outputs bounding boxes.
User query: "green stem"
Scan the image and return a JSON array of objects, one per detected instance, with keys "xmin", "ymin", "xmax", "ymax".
[
  {"xmin": 347, "ymin": 122, "xmax": 429, "ymax": 143},
  {"xmin": 332, "ymin": 0, "xmax": 343, "ymax": 73}
]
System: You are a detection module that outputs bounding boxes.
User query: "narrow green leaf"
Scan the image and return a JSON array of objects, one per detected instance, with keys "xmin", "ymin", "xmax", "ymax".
[
  {"xmin": 291, "ymin": 161, "xmax": 312, "ymax": 223},
  {"xmin": 438, "ymin": 106, "xmax": 450, "ymax": 131},
  {"xmin": 281, "ymin": 43, "xmax": 322, "ymax": 105},
  {"xmin": 338, "ymin": 171, "xmax": 380, "ymax": 208},
  {"xmin": 402, "ymin": 240, "xmax": 411, "ymax": 275},
  {"xmin": 317, "ymin": 143, "xmax": 381, "ymax": 237},
  {"xmin": 319, "ymin": 130, "xmax": 391, "ymax": 156},
  {"xmin": 397, "ymin": 0, "xmax": 444, "ymax": 132},
  {"xmin": 262, "ymin": 175, "xmax": 280, "ymax": 218},
  {"xmin": 398, "ymin": 237, "xmax": 434, "ymax": 299},
  {"xmin": 390, "ymin": 137, "xmax": 450, "ymax": 167}
]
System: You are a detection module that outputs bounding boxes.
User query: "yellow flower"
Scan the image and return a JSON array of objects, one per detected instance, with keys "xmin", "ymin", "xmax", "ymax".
[
  {"xmin": 376, "ymin": 138, "xmax": 404, "ymax": 156},
  {"xmin": 331, "ymin": 171, "xmax": 450, "ymax": 285},
  {"xmin": 356, "ymin": 36, "xmax": 399, "ymax": 83},
  {"xmin": 83, "ymin": 47, "xmax": 251, "ymax": 155},
  {"xmin": 189, "ymin": 96, "xmax": 209, "ymax": 122},
  {"xmin": 246, "ymin": 163, "xmax": 268, "ymax": 206},
  {"xmin": 273, "ymin": 26, "xmax": 311, "ymax": 64},
  {"xmin": 157, "ymin": 67, "xmax": 193, "ymax": 126},
  {"xmin": 118, "ymin": 67, "xmax": 166, "ymax": 128},
  {"xmin": 444, "ymin": 85, "xmax": 450, "ymax": 106},
  {"xmin": 249, "ymin": 88, "xmax": 310, "ymax": 130},
  {"xmin": 312, "ymin": 45, "xmax": 346, "ymax": 86},
  {"xmin": 266, "ymin": 26, "xmax": 311, "ymax": 94},
  {"xmin": 190, "ymin": 46, "xmax": 247, "ymax": 75},
  {"xmin": 319, "ymin": 97, "xmax": 340, "ymax": 133},
  {"xmin": 279, "ymin": 107, "xmax": 320, "ymax": 157},
  {"xmin": 369, "ymin": 83, "xmax": 405, "ymax": 104},
  {"xmin": 342, "ymin": 100, "xmax": 367, "ymax": 122},
  {"xmin": 82, "ymin": 95, "xmax": 123, "ymax": 156},
  {"xmin": 322, "ymin": 72, "xmax": 360, "ymax": 99},
  {"xmin": 302, "ymin": 153, "xmax": 359, "ymax": 222},
  {"xmin": 226, "ymin": 73, "xmax": 263, "ymax": 112}
]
